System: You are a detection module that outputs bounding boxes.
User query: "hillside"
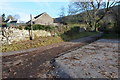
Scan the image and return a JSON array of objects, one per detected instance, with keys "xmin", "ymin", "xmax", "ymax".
[{"xmin": 54, "ymin": 5, "xmax": 120, "ymax": 24}]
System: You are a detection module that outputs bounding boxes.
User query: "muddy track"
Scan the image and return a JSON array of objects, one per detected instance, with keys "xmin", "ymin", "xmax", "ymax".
[{"xmin": 2, "ymin": 34, "xmax": 102, "ymax": 78}]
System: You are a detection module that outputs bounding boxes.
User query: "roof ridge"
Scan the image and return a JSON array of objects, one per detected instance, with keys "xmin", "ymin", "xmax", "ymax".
[{"xmin": 34, "ymin": 12, "xmax": 47, "ymax": 19}]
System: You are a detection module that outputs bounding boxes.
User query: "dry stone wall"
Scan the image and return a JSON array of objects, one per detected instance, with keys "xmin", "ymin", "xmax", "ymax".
[{"xmin": 0, "ymin": 28, "xmax": 52, "ymax": 44}]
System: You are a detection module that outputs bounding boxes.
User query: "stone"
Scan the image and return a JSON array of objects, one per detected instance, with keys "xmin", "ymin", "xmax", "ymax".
[
  {"xmin": 52, "ymin": 39, "xmax": 119, "ymax": 78},
  {"xmin": 79, "ymin": 28, "xmax": 86, "ymax": 32},
  {"xmin": 1, "ymin": 28, "xmax": 52, "ymax": 44}
]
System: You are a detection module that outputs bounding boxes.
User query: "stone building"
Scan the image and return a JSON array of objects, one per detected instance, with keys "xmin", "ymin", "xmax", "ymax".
[{"xmin": 27, "ymin": 12, "xmax": 54, "ymax": 25}]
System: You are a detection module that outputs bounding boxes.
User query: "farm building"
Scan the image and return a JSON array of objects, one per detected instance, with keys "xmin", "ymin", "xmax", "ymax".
[{"xmin": 27, "ymin": 12, "xmax": 54, "ymax": 25}]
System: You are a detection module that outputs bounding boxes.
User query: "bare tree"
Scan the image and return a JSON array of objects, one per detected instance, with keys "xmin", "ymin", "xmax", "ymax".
[
  {"xmin": 13, "ymin": 14, "xmax": 20, "ymax": 21},
  {"xmin": 109, "ymin": 2, "xmax": 120, "ymax": 33},
  {"xmin": 7, "ymin": 15, "xmax": 14, "ymax": 20},
  {"xmin": 67, "ymin": 4, "xmax": 79, "ymax": 23},
  {"xmin": 59, "ymin": 6, "xmax": 66, "ymax": 24},
  {"xmin": 1, "ymin": 27, "xmax": 13, "ymax": 44},
  {"xmin": 68, "ymin": 0, "xmax": 117, "ymax": 31},
  {"xmin": 1, "ymin": 14, "xmax": 13, "ymax": 44}
]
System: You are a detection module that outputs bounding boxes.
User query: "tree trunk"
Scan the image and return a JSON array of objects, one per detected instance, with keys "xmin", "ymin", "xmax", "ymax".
[{"xmin": 93, "ymin": 21, "xmax": 97, "ymax": 32}]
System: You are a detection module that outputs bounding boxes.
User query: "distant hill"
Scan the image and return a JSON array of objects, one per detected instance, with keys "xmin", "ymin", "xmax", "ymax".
[{"xmin": 54, "ymin": 5, "xmax": 120, "ymax": 24}]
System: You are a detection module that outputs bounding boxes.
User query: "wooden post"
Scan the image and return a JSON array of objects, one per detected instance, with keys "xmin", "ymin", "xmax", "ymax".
[{"xmin": 30, "ymin": 14, "xmax": 33, "ymax": 40}]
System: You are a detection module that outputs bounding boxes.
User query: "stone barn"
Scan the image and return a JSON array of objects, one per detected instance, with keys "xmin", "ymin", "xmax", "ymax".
[{"xmin": 27, "ymin": 12, "xmax": 54, "ymax": 25}]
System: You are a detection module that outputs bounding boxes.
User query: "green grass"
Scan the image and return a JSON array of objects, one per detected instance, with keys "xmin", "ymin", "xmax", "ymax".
[
  {"xmin": 68, "ymin": 23, "xmax": 86, "ymax": 28},
  {"xmin": 102, "ymin": 33, "xmax": 120, "ymax": 39},
  {"xmin": 2, "ymin": 36, "xmax": 64, "ymax": 52},
  {"xmin": 60, "ymin": 32, "xmax": 98, "ymax": 41},
  {"xmin": 2, "ymin": 32, "xmax": 98, "ymax": 52}
]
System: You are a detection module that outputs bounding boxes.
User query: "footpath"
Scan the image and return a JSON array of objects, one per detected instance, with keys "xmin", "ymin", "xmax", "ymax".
[
  {"xmin": 2, "ymin": 33, "xmax": 102, "ymax": 78},
  {"xmin": 51, "ymin": 39, "xmax": 120, "ymax": 78}
]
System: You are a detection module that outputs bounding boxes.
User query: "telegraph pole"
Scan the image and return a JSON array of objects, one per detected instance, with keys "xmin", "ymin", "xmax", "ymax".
[{"xmin": 30, "ymin": 14, "xmax": 33, "ymax": 40}]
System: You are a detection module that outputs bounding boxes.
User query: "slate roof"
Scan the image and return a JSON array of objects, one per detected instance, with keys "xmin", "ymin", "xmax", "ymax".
[
  {"xmin": 9, "ymin": 21, "xmax": 17, "ymax": 23},
  {"xmin": 34, "ymin": 12, "xmax": 46, "ymax": 19},
  {"xmin": 26, "ymin": 12, "xmax": 47, "ymax": 24}
]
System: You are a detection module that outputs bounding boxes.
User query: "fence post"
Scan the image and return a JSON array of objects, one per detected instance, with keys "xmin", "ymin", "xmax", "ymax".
[{"xmin": 30, "ymin": 14, "xmax": 33, "ymax": 40}]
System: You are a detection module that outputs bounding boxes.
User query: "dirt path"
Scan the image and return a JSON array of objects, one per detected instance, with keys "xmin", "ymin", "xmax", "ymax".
[
  {"xmin": 51, "ymin": 39, "xmax": 119, "ymax": 78},
  {"xmin": 2, "ymin": 33, "xmax": 102, "ymax": 57},
  {"xmin": 2, "ymin": 33, "xmax": 102, "ymax": 78}
]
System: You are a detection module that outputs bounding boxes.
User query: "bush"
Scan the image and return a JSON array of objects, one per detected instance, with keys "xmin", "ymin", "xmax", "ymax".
[
  {"xmin": 2, "ymin": 23, "xmax": 8, "ymax": 27},
  {"xmin": 72, "ymin": 26, "xmax": 80, "ymax": 32},
  {"xmin": 32, "ymin": 24, "xmax": 45, "ymax": 30},
  {"xmin": 98, "ymin": 22, "xmax": 116, "ymax": 33},
  {"xmin": 111, "ymin": 26, "xmax": 120, "ymax": 34},
  {"xmin": 44, "ymin": 25, "xmax": 54, "ymax": 32},
  {"xmin": 17, "ymin": 26, "xmax": 23, "ymax": 30},
  {"xmin": 64, "ymin": 26, "xmax": 80, "ymax": 36},
  {"xmin": 98, "ymin": 26, "xmax": 110, "ymax": 33},
  {"xmin": 25, "ymin": 24, "xmax": 31, "ymax": 30},
  {"xmin": 98, "ymin": 22, "xmax": 120, "ymax": 34},
  {"xmin": 86, "ymin": 27, "xmax": 92, "ymax": 31},
  {"xmin": 25, "ymin": 24, "xmax": 55, "ymax": 32}
]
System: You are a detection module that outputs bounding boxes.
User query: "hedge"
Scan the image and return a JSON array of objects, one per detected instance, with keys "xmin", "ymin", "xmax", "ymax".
[{"xmin": 25, "ymin": 24, "xmax": 54, "ymax": 32}]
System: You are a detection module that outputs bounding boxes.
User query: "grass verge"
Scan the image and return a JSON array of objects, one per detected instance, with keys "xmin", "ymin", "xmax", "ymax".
[
  {"xmin": 60, "ymin": 32, "xmax": 98, "ymax": 41},
  {"xmin": 102, "ymin": 33, "xmax": 120, "ymax": 39},
  {"xmin": 2, "ymin": 36, "xmax": 63, "ymax": 52},
  {"xmin": 2, "ymin": 32, "xmax": 98, "ymax": 52}
]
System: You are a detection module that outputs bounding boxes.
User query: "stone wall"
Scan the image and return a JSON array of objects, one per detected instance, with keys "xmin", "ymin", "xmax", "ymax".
[{"xmin": 0, "ymin": 28, "xmax": 52, "ymax": 44}]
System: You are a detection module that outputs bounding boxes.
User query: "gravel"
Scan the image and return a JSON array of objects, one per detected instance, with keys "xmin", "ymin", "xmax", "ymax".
[{"xmin": 51, "ymin": 39, "xmax": 119, "ymax": 78}]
